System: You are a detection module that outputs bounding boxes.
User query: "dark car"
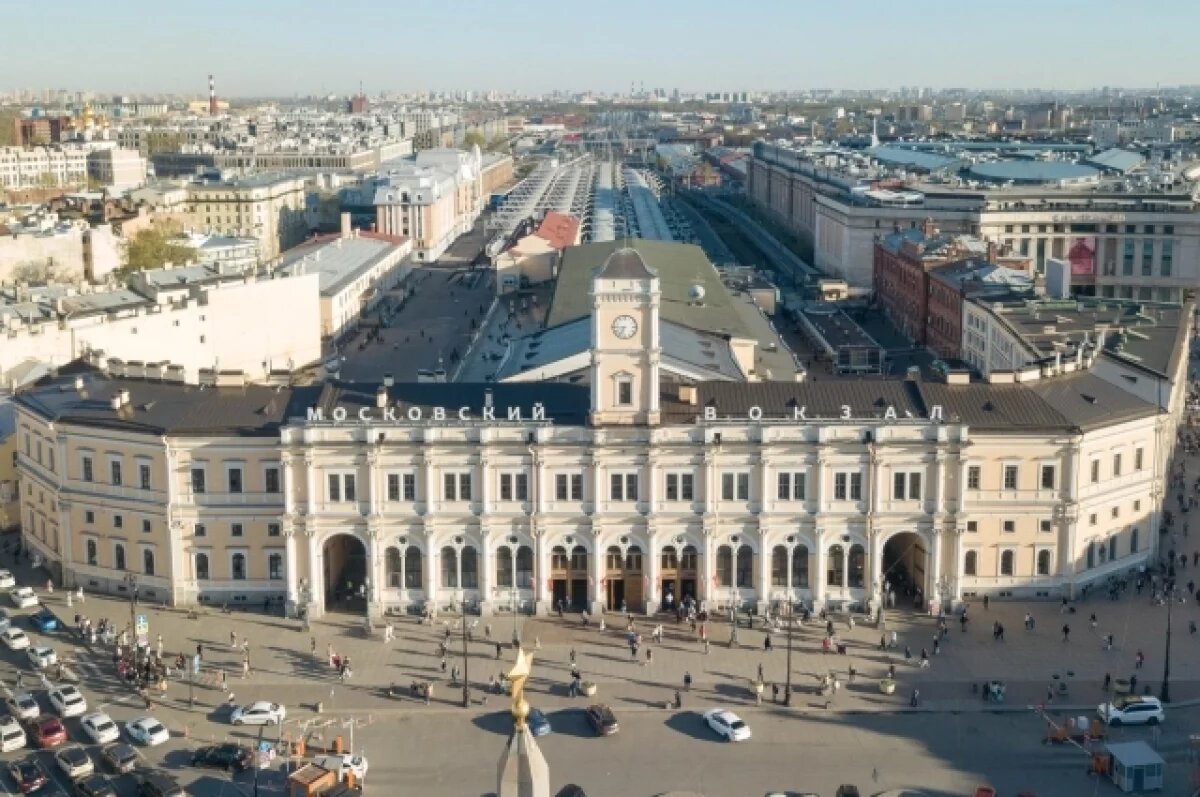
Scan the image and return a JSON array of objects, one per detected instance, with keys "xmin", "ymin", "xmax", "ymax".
[
  {"xmin": 528, "ymin": 708, "xmax": 551, "ymax": 737},
  {"xmin": 73, "ymin": 774, "xmax": 116, "ymax": 797},
  {"xmin": 835, "ymin": 787, "xmax": 861, "ymax": 797},
  {"xmin": 8, "ymin": 756, "xmax": 49, "ymax": 794},
  {"xmin": 134, "ymin": 771, "xmax": 183, "ymax": 797},
  {"xmin": 191, "ymin": 743, "xmax": 253, "ymax": 772},
  {"xmin": 584, "ymin": 704, "xmax": 619, "ymax": 736},
  {"xmin": 26, "ymin": 715, "xmax": 67, "ymax": 748},
  {"xmin": 29, "ymin": 610, "xmax": 59, "ymax": 633},
  {"xmin": 100, "ymin": 743, "xmax": 138, "ymax": 775}
]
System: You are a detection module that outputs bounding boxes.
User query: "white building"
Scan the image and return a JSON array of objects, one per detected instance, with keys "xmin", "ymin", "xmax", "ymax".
[
  {"xmin": 85, "ymin": 148, "xmax": 147, "ymax": 191},
  {"xmin": 0, "ymin": 146, "xmax": 88, "ymax": 189}
]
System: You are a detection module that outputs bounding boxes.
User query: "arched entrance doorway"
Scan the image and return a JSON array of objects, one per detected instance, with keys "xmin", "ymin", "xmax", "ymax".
[
  {"xmin": 881, "ymin": 532, "xmax": 928, "ymax": 608},
  {"xmin": 324, "ymin": 534, "xmax": 368, "ymax": 613},
  {"xmin": 659, "ymin": 544, "xmax": 698, "ymax": 610},
  {"xmin": 603, "ymin": 545, "xmax": 644, "ymax": 611},
  {"xmin": 550, "ymin": 545, "xmax": 589, "ymax": 611}
]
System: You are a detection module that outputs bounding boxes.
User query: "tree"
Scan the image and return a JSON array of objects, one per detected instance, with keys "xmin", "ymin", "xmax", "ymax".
[
  {"xmin": 462, "ymin": 129, "xmax": 486, "ymax": 150},
  {"xmin": 123, "ymin": 223, "xmax": 198, "ymax": 274},
  {"xmin": 11, "ymin": 260, "xmax": 65, "ymax": 285}
]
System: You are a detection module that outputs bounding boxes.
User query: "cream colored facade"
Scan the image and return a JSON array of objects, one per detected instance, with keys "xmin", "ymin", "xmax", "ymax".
[
  {"xmin": 13, "ymin": 249, "xmax": 1187, "ymax": 619},
  {"xmin": 185, "ymin": 175, "xmax": 309, "ymax": 261}
]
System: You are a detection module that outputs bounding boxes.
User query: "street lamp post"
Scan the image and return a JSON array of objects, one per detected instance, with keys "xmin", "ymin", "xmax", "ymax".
[
  {"xmin": 460, "ymin": 604, "xmax": 470, "ymax": 708},
  {"xmin": 125, "ymin": 573, "xmax": 138, "ymax": 652},
  {"xmin": 508, "ymin": 535, "xmax": 521, "ymax": 647},
  {"xmin": 1161, "ymin": 584, "xmax": 1173, "ymax": 703},
  {"xmin": 363, "ymin": 576, "xmax": 373, "ymax": 634},
  {"xmin": 784, "ymin": 594, "xmax": 794, "ymax": 707}
]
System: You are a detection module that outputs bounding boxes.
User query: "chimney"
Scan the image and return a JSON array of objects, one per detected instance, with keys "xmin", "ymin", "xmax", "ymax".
[
  {"xmin": 375, "ymin": 386, "xmax": 388, "ymax": 408},
  {"xmin": 986, "ymin": 240, "xmax": 998, "ymax": 264},
  {"xmin": 383, "ymin": 373, "xmax": 394, "ymax": 387},
  {"xmin": 677, "ymin": 384, "xmax": 697, "ymax": 405},
  {"xmin": 921, "ymin": 218, "xmax": 937, "ymax": 238},
  {"xmin": 109, "ymin": 394, "xmax": 123, "ymax": 410},
  {"xmin": 119, "ymin": 389, "xmax": 130, "ymax": 407},
  {"xmin": 340, "ymin": 212, "xmax": 351, "ymax": 238},
  {"xmin": 73, "ymin": 376, "xmax": 84, "ymax": 393}
]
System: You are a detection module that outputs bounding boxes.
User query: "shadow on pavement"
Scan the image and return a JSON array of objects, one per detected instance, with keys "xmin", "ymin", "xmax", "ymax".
[
  {"xmin": 470, "ymin": 711, "xmax": 513, "ymax": 737},
  {"xmin": 156, "ymin": 749, "xmax": 194, "ymax": 770},
  {"xmin": 544, "ymin": 709, "xmax": 593, "ymax": 739},
  {"xmin": 663, "ymin": 711, "xmax": 718, "ymax": 742}
]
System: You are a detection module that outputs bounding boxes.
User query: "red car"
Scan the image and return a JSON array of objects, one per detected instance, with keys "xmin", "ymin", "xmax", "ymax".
[
  {"xmin": 7, "ymin": 756, "xmax": 48, "ymax": 794},
  {"xmin": 27, "ymin": 714, "xmax": 67, "ymax": 748}
]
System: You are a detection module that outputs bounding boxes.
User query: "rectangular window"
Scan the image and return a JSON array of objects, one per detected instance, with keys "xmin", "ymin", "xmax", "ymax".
[
  {"xmin": 1091, "ymin": 460, "xmax": 1100, "ymax": 483},
  {"xmin": 893, "ymin": 472, "xmax": 905, "ymax": 500},
  {"xmin": 194, "ymin": 523, "xmax": 206, "ymax": 537},
  {"xmin": 1141, "ymin": 240, "xmax": 1154, "ymax": 276},
  {"xmin": 1040, "ymin": 520, "xmax": 1052, "ymax": 533},
  {"xmin": 1111, "ymin": 506, "xmax": 1119, "ymax": 519},
  {"xmin": 500, "ymin": 473, "xmax": 530, "ymax": 502},
  {"xmin": 110, "ymin": 460, "xmax": 122, "ymax": 486},
  {"xmin": 555, "ymin": 473, "xmax": 583, "ymax": 501},
  {"xmin": 231, "ymin": 523, "xmax": 243, "ymax": 537},
  {"xmin": 1161, "ymin": 240, "xmax": 1173, "ymax": 277},
  {"xmin": 81, "ymin": 456, "xmax": 93, "ymax": 483},
  {"xmin": 458, "ymin": 474, "xmax": 470, "ymax": 501},
  {"xmin": 141, "ymin": 519, "xmax": 151, "ymax": 533},
  {"xmin": 778, "ymin": 472, "xmax": 807, "ymax": 500},
  {"xmin": 850, "ymin": 472, "xmax": 862, "ymax": 500},
  {"xmin": 721, "ymin": 472, "xmax": 749, "ymax": 501},
  {"xmin": 268, "ymin": 555, "xmax": 283, "ymax": 580},
  {"xmin": 1112, "ymin": 454, "xmax": 1122, "ymax": 478},
  {"xmin": 442, "ymin": 473, "xmax": 470, "ymax": 501},
  {"xmin": 84, "ymin": 511, "xmax": 95, "ymax": 524},
  {"xmin": 500, "ymin": 473, "xmax": 513, "ymax": 501},
  {"xmin": 616, "ymin": 379, "xmax": 632, "ymax": 406},
  {"xmin": 264, "ymin": 467, "xmax": 280, "ymax": 494},
  {"xmin": 388, "ymin": 474, "xmax": 401, "ymax": 502},
  {"xmin": 1003, "ymin": 465, "xmax": 1018, "ymax": 490},
  {"xmin": 610, "ymin": 473, "xmax": 638, "ymax": 501},
  {"xmin": 834, "ymin": 473, "xmax": 847, "ymax": 500},
  {"xmin": 139, "ymin": 463, "xmax": 151, "ymax": 490},
  {"xmin": 1122, "ymin": 239, "xmax": 1135, "ymax": 275},
  {"xmin": 227, "ymin": 467, "xmax": 243, "ymax": 493},
  {"xmin": 966, "ymin": 521, "xmax": 978, "ymax": 533},
  {"xmin": 344, "ymin": 474, "xmax": 356, "ymax": 501},
  {"xmin": 329, "ymin": 474, "xmax": 342, "ymax": 502},
  {"xmin": 1040, "ymin": 465, "xmax": 1055, "ymax": 490},
  {"xmin": 678, "ymin": 473, "xmax": 694, "ymax": 500},
  {"xmin": 893, "ymin": 472, "xmax": 922, "ymax": 500},
  {"xmin": 1002, "ymin": 520, "xmax": 1015, "ymax": 533},
  {"xmin": 267, "ymin": 523, "xmax": 281, "ymax": 537},
  {"xmin": 113, "ymin": 514, "xmax": 123, "ymax": 529},
  {"xmin": 1134, "ymin": 448, "xmax": 1144, "ymax": 471},
  {"xmin": 1089, "ymin": 513, "xmax": 1097, "ymax": 526},
  {"xmin": 191, "ymin": 467, "xmax": 206, "ymax": 494},
  {"xmin": 967, "ymin": 466, "xmax": 980, "ymax": 490}
]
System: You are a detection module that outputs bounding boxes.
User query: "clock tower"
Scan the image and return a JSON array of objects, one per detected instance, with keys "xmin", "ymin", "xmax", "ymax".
[{"xmin": 589, "ymin": 247, "xmax": 661, "ymax": 426}]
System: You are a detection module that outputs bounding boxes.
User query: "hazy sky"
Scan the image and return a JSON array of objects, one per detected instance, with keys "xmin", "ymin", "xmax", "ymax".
[{"xmin": 7, "ymin": 0, "xmax": 1198, "ymax": 96}]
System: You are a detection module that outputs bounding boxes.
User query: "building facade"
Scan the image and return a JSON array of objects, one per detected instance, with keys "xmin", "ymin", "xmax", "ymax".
[
  {"xmin": 14, "ymin": 251, "xmax": 1189, "ymax": 620},
  {"xmin": 185, "ymin": 175, "xmax": 309, "ymax": 261}
]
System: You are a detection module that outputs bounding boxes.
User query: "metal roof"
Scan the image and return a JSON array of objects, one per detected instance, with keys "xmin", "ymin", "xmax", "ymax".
[
  {"xmin": 277, "ymin": 236, "xmax": 403, "ymax": 297},
  {"xmin": 967, "ymin": 161, "xmax": 1099, "ymax": 184},
  {"xmin": 1085, "ymin": 148, "xmax": 1146, "ymax": 174}
]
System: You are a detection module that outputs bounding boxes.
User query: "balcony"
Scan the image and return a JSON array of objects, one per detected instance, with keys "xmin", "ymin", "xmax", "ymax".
[{"xmin": 181, "ymin": 491, "xmax": 285, "ymax": 508}]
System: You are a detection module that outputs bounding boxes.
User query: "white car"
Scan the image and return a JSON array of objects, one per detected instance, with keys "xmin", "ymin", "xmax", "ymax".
[
  {"xmin": 27, "ymin": 645, "xmax": 57, "ymax": 669},
  {"xmin": 703, "ymin": 708, "xmax": 752, "ymax": 742},
  {"xmin": 314, "ymin": 753, "xmax": 368, "ymax": 780},
  {"xmin": 125, "ymin": 716, "xmax": 169, "ymax": 747},
  {"xmin": 54, "ymin": 745, "xmax": 95, "ymax": 779},
  {"xmin": 80, "ymin": 713, "xmax": 120, "ymax": 745},
  {"xmin": 48, "ymin": 685, "xmax": 87, "ymax": 718},
  {"xmin": 0, "ymin": 609, "xmax": 12, "ymax": 632},
  {"xmin": 1, "ymin": 627, "xmax": 30, "ymax": 650},
  {"xmin": 230, "ymin": 701, "xmax": 286, "ymax": 726},
  {"xmin": 1098, "ymin": 695, "xmax": 1165, "ymax": 726},
  {"xmin": 0, "ymin": 571, "xmax": 16, "ymax": 589},
  {"xmin": 0, "ymin": 714, "xmax": 26, "ymax": 752},
  {"xmin": 8, "ymin": 587, "xmax": 37, "ymax": 609},
  {"xmin": 5, "ymin": 692, "xmax": 39, "ymax": 721}
]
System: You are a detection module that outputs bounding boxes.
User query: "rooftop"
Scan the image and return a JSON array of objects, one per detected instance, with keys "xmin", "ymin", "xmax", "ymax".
[{"xmin": 277, "ymin": 234, "xmax": 407, "ymax": 297}]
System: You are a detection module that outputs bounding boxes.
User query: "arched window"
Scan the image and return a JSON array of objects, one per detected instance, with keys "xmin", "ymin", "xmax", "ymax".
[
  {"xmin": 385, "ymin": 547, "xmax": 402, "ymax": 588},
  {"xmin": 114, "ymin": 544, "xmax": 126, "ymax": 572},
  {"xmin": 771, "ymin": 546, "xmax": 788, "ymax": 587},
  {"xmin": 681, "ymin": 545, "xmax": 698, "ymax": 570},
  {"xmin": 791, "ymin": 546, "xmax": 809, "ymax": 588},
  {"xmin": 735, "ymin": 545, "xmax": 753, "ymax": 588},
  {"xmin": 268, "ymin": 553, "xmax": 283, "ymax": 580},
  {"xmin": 625, "ymin": 545, "xmax": 643, "ymax": 572},
  {"xmin": 1036, "ymin": 549, "xmax": 1051, "ymax": 576},
  {"xmin": 516, "ymin": 546, "xmax": 533, "ymax": 589},
  {"xmin": 404, "ymin": 548, "xmax": 422, "ymax": 589},
  {"xmin": 1000, "ymin": 549, "xmax": 1014, "ymax": 576},
  {"xmin": 1130, "ymin": 528, "xmax": 1139, "ymax": 554},
  {"xmin": 441, "ymin": 546, "xmax": 458, "ymax": 588},
  {"xmin": 1086, "ymin": 542, "xmax": 1095, "ymax": 569},
  {"xmin": 661, "ymin": 546, "xmax": 678, "ymax": 569},
  {"xmin": 461, "ymin": 546, "xmax": 478, "ymax": 589},
  {"xmin": 827, "ymin": 545, "xmax": 845, "ymax": 587},
  {"xmin": 143, "ymin": 549, "xmax": 155, "ymax": 576},
  {"xmin": 550, "ymin": 546, "xmax": 568, "ymax": 570},
  {"xmin": 570, "ymin": 546, "xmax": 588, "ymax": 571},
  {"xmin": 231, "ymin": 553, "xmax": 246, "ymax": 580},
  {"xmin": 496, "ymin": 546, "xmax": 513, "ymax": 588},
  {"xmin": 606, "ymin": 546, "xmax": 623, "ymax": 571},
  {"xmin": 963, "ymin": 550, "xmax": 977, "ymax": 576},
  {"xmin": 848, "ymin": 544, "xmax": 865, "ymax": 588},
  {"xmin": 716, "ymin": 546, "xmax": 733, "ymax": 587},
  {"xmin": 86, "ymin": 539, "xmax": 97, "ymax": 566}
]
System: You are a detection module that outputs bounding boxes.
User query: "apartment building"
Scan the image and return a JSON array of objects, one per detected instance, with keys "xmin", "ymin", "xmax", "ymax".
[
  {"xmin": 0, "ymin": 146, "xmax": 88, "ymax": 189},
  {"xmin": 185, "ymin": 174, "xmax": 309, "ymax": 261}
]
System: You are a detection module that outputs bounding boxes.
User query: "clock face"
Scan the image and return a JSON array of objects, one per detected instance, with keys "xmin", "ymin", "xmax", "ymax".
[{"xmin": 611, "ymin": 315, "xmax": 638, "ymax": 339}]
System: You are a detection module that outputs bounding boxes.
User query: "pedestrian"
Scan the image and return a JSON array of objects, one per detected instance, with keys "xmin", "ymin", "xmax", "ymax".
[
  {"xmin": 425, "ymin": 682, "xmax": 432, "ymax": 705},
  {"xmin": 310, "ymin": 638, "xmax": 317, "ymax": 657},
  {"xmin": 684, "ymin": 671, "xmax": 693, "ymax": 691},
  {"xmin": 485, "ymin": 624, "xmax": 492, "ymax": 641},
  {"xmin": 983, "ymin": 595, "xmax": 989, "ymax": 610},
  {"xmin": 757, "ymin": 663, "xmax": 764, "ymax": 682},
  {"xmin": 933, "ymin": 639, "xmax": 940, "ymax": 656},
  {"xmin": 919, "ymin": 648, "xmax": 929, "ymax": 668},
  {"xmin": 1103, "ymin": 673, "xmax": 1112, "ymax": 692},
  {"xmin": 230, "ymin": 630, "xmax": 237, "ymax": 649},
  {"xmin": 848, "ymin": 665, "xmax": 856, "ymax": 684},
  {"xmin": 327, "ymin": 644, "xmax": 334, "ymax": 667},
  {"xmin": 888, "ymin": 663, "xmax": 896, "ymax": 679},
  {"xmin": 764, "ymin": 635, "xmax": 773, "ymax": 652},
  {"xmin": 1046, "ymin": 685, "xmax": 1054, "ymax": 703},
  {"xmin": 495, "ymin": 642, "xmax": 502, "ymax": 660},
  {"xmin": 904, "ymin": 645, "xmax": 912, "ymax": 660},
  {"xmin": 1130, "ymin": 674, "xmax": 1138, "ymax": 693},
  {"xmin": 1135, "ymin": 650, "xmax": 1145, "ymax": 669},
  {"xmin": 1090, "ymin": 613, "xmax": 1098, "ymax": 629},
  {"xmin": 909, "ymin": 688, "xmax": 920, "ymax": 708},
  {"xmin": 1062, "ymin": 624, "xmax": 1071, "ymax": 642},
  {"xmin": 569, "ymin": 648, "xmax": 576, "ymax": 666},
  {"xmin": 156, "ymin": 634, "xmax": 163, "ymax": 659},
  {"xmin": 196, "ymin": 643, "xmax": 203, "ymax": 661},
  {"xmin": 703, "ymin": 638, "xmax": 710, "ymax": 655},
  {"xmin": 645, "ymin": 648, "xmax": 653, "ymax": 666},
  {"xmin": 440, "ymin": 656, "xmax": 447, "ymax": 673},
  {"xmin": 219, "ymin": 669, "xmax": 227, "ymax": 690}
]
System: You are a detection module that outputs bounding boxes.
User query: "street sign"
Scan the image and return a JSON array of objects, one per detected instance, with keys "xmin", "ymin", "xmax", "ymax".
[
  {"xmin": 192, "ymin": 654, "xmax": 201, "ymax": 675},
  {"xmin": 135, "ymin": 614, "xmax": 148, "ymax": 635}
]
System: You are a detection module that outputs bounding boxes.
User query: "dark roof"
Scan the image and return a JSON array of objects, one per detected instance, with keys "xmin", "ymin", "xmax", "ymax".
[
  {"xmin": 311, "ymin": 381, "xmax": 590, "ymax": 425},
  {"xmin": 689, "ymin": 380, "xmax": 924, "ymax": 421},
  {"xmin": 15, "ymin": 366, "xmax": 316, "ymax": 437},
  {"xmin": 596, "ymin": 247, "xmax": 657, "ymax": 280}
]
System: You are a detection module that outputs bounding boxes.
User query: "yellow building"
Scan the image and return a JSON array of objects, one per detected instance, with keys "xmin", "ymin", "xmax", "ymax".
[{"xmin": 185, "ymin": 174, "xmax": 308, "ymax": 262}]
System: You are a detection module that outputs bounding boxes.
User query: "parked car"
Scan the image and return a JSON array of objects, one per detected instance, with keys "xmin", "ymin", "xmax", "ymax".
[
  {"xmin": 584, "ymin": 704, "xmax": 619, "ymax": 736},
  {"xmin": 2, "ymin": 628, "xmax": 30, "ymax": 651},
  {"xmin": 133, "ymin": 770, "xmax": 183, "ymax": 797},
  {"xmin": 27, "ymin": 645, "xmax": 57, "ymax": 669},
  {"xmin": 190, "ymin": 743, "xmax": 253, "ymax": 772},
  {"xmin": 55, "ymin": 745, "xmax": 95, "ymax": 779},
  {"xmin": 229, "ymin": 701, "xmax": 285, "ymax": 726},
  {"xmin": 313, "ymin": 753, "xmax": 368, "ymax": 780},
  {"xmin": 835, "ymin": 787, "xmax": 862, "ymax": 797},
  {"xmin": 0, "ymin": 609, "xmax": 13, "ymax": 632},
  {"xmin": 100, "ymin": 743, "xmax": 138, "ymax": 774},
  {"xmin": 80, "ymin": 713, "xmax": 119, "ymax": 745},
  {"xmin": 49, "ymin": 685, "xmax": 87, "ymax": 718},
  {"xmin": 527, "ymin": 708, "xmax": 551, "ymax": 737},
  {"xmin": 0, "ymin": 715, "xmax": 26, "ymax": 752},
  {"xmin": 7, "ymin": 756, "xmax": 48, "ymax": 793},
  {"xmin": 29, "ymin": 610, "xmax": 59, "ymax": 633},
  {"xmin": 73, "ymin": 773, "xmax": 118, "ymax": 797},
  {"xmin": 1098, "ymin": 695, "xmax": 1165, "ymax": 726},
  {"xmin": 25, "ymin": 714, "xmax": 66, "ymax": 748},
  {"xmin": 9, "ymin": 588, "xmax": 37, "ymax": 609},
  {"xmin": 0, "ymin": 570, "xmax": 17, "ymax": 589},
  {"xmin": 5, "ymin": 692, "xmax": 39, "ymax": 721},
  {"xmin": 125, "ymin": 717, "xmax": 169, "ymax": 747},
  {"xmin": 703, "ymin": 709, "xmax": 752, "ymax": 742}
]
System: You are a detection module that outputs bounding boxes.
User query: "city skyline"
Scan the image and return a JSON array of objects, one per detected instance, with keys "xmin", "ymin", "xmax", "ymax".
[{"xmin": 5, "ymin": 0, "xmax": 1200, "ymax": 97}]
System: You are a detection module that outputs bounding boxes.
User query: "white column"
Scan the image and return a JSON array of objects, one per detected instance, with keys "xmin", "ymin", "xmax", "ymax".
[
  {"xmin": 425, "ymin": 541, "xmax": 439, "ymax": 612},
  {"xmin": 814, "ymin": 455, "xmax": 827, "ymax": 513},
  {"xmin": 813, "ymin": 529, "xmax": 827, "ymax": 608},
  {"xmin": 423, "ymin": 456, "xmax": 437, "ymax": 515},
  {"xmin": 645, "ymin": 531, "xmax": 660, "ymax": 613},
  {"xmin": 950, "ymin": 524, "xmax": 964, "ymax": 606},
  {"xmin": 367, "ymin": 451, "xmax": 381, "ymax": 516},
  {"xmin": 534, "ymin": 454, "xmax": 546, "ymax": 515},
  {"xmin": 281, "ymin": 452, "xmax": 297, "ymax": 516},
  {"xmin": 590, "ymin": 537, "xmax": 604, "ymax": 614},
  {"xmin": 304, "ymin": 453, "xmax": 317, "ymax": 515},
  {"xmin": 756, "ymin": 532, "xmax": 770, "ymax": 613},
  {"xmin": 306, "ymin": 530, "xmax": 320, "ymax": 616},
  {"xmin": 480, "ymin": 532, "xmax": 493, "ymax": 615},
  {"xmin": 933, "ymin": 454, "xmax": 946, "ymax": 516},
  {"xmin": 703, "ymin": 453, "xmax": 716, "ymax": 516},
  {"xmin": 591, "ymin": 453, "xmax": 604, "ymax": 515},
  {"xmin": 534, "ymin": 529, "xmax": 549, "ymax": 612},
  {"xmin": 930, "ymin": 528, "xmax": 944, "ymax": 609},
  {"xmin": 871, "ymin": 455, "xmax": 884, "ymax": 515},
  {"xmin": 701, "ymin": 529, "xmax": 715, "ymax": 604},
  {"xmin": 868, "ymin": 527, "xmax": 882, "ymax": 604},
  {"xmin": 366, "ymin": 531, "xmax": 379, "ymax": 614},
  {"xmin": 284, "ymin": 525, "xmax": 299, "ymax": 609},
  {"xmin": 645, "ymin": 456, "xmax": 658, "ymax": 513},
  {"xmin": 478, "ymin": 456, "xmax": 490, "ymax": 515},
  {"xmin": 758, "ymin": 456, "xmax": 771, "ymax": 515}
]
